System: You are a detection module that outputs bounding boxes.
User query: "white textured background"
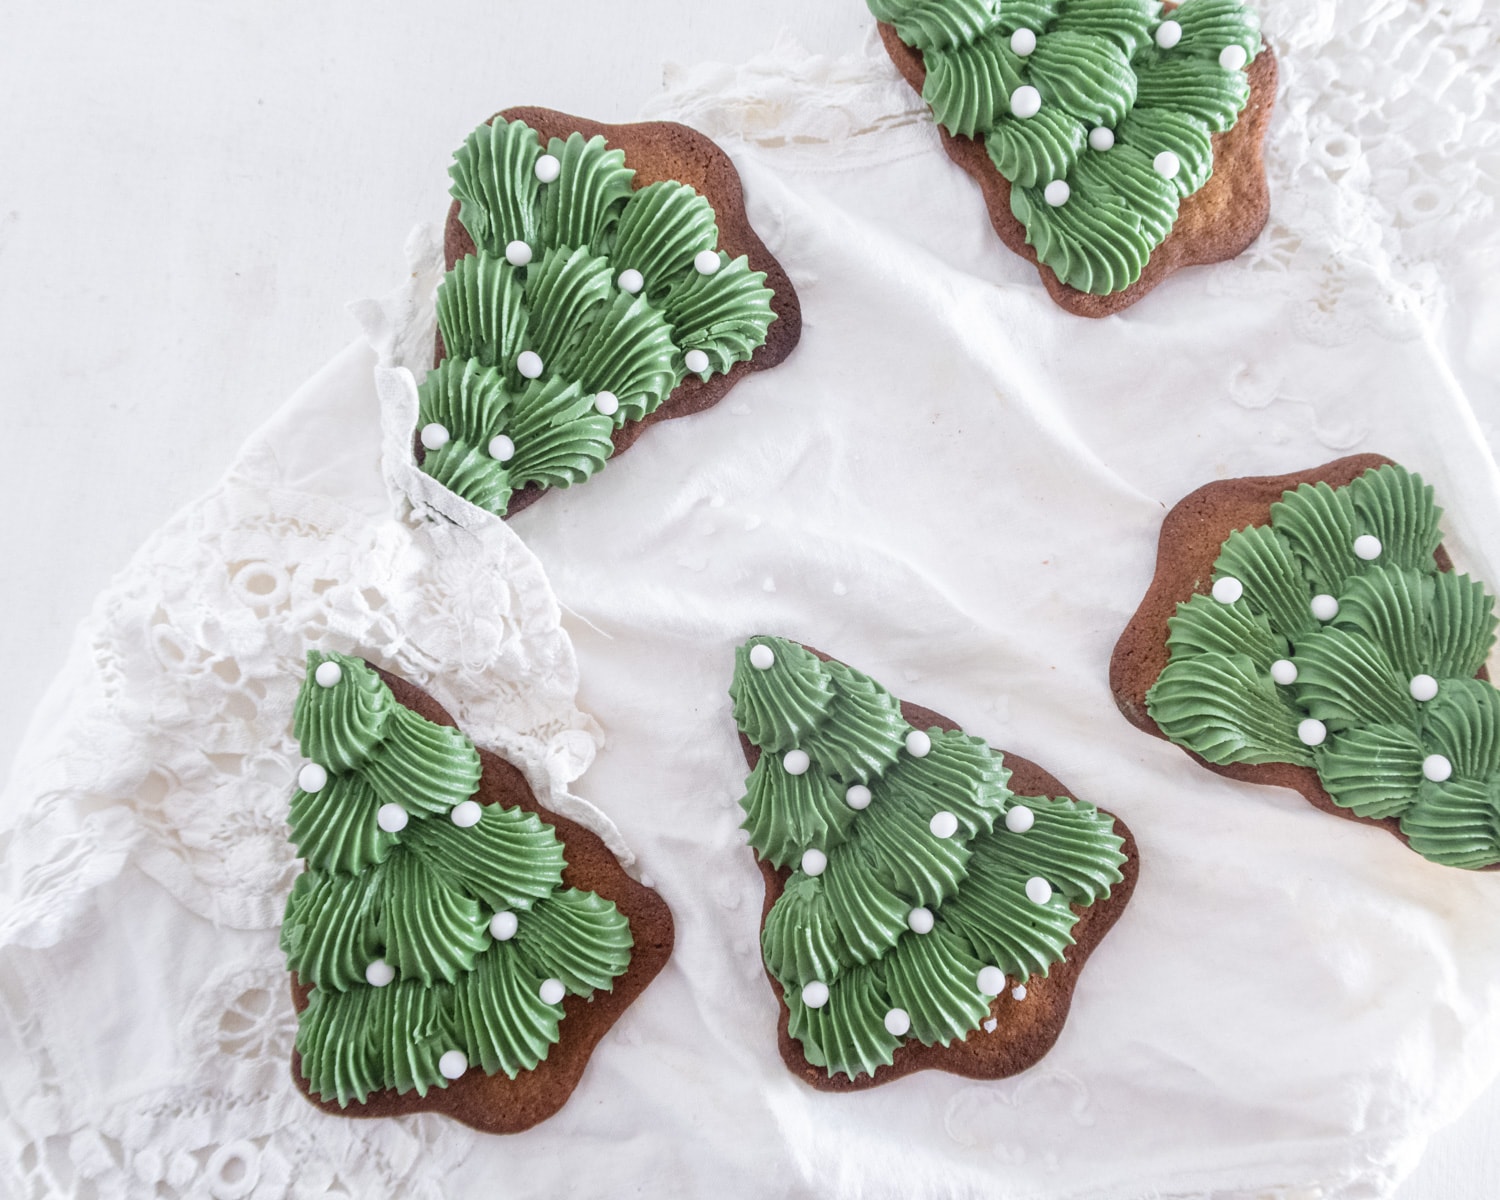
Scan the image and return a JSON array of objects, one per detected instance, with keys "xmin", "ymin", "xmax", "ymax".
[{"xmin": 1, "ymin": 3, "xmax": 1495, "ymax": 1195}]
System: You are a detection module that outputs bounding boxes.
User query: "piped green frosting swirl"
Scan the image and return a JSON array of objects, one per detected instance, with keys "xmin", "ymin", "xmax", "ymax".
[
  {"xmin": 873, "ymin": 0, "xmax": 1263, "ymax": 295},
  {"xmin": 282, "ymin": 651, "xmax": 632, "ymax": 1104},
  {"xmin": 421, "ymin": 116, "xmax": 778, "ymax": 515},
  {"xmin": 731, "ymin": 636, "xmax": 1126, "ymax": 1079},
  {"xmin": 1146, "ymin": 464, "xmax": 1500, "ymax": 869}
]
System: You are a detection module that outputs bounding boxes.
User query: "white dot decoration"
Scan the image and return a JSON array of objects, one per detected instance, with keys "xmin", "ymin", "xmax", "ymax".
[
  {"xmin": 1410, "ymin": 674, "xmax": 1439, "ymax": 702},
  {"xmin": 906, "ymin": 730, "xmax": 932, "ymax": 758},
  {"xmin": 684, "ymin": 349, "xmax": 710, "ymax": 374},
  {"xmin": 1155, "ymin": 19, "xmax": 1183, "ymax": 49},
  {"xmin": 1089, "ymin": 126, "xmax": 1115, "ymax": 152},
  {"xmin": 930, "ymin": 811, "xmax": 959, "ymax": 839},
  {"xmin": 907, "ymin": 906, "xmax": 935, "ymax": 935},
  {"xmin": 1353, "ymin": 535, "xmax": 1383, "ymax": 561},
  {"xmin": 298, "ymin": 763, "xmax": 328, "ymax": 793},
  {"xmin": 1423, "ymin": 754, "xmax": 1453, "ymax": 783},
  {"xmin": 617, "ymin": 268, "xmax": 644, "ymax": 294},
  {"xmin": 539, "ymin": 978, "xmax": 566, "ymax": 1005},
  {"xmin": 783, "ymin": 749, "xmax": 811, "ymax": 776},
  {"xmin": 1012, "ymin": 985, "xmax": 1028, "ymax": 1001},
  {"xmin": 802, "ymin": 981, "xmax": 830, "ymax": 1009},
  {"xmin": 420, "ymin": 422, "xmax": 450, "ymax": 451},
  {"xmin": 489, "ymin": 911, "xmax": 518, "ymax": 941},
  {"xmin": 749, "ymin": 644, "xmax": 776, "ymax": 670},
  {"xmin": 1010, "ymin": 28, "xmax": 1037, "ymax": 56},
  {"xmin": 801, "ymin": 848, "xmax": 828, "ymax": 877},
  {"xmin": 516, "ymin": 350, "xmax": 544, "ymax": 379},
  {"xmin": 977, "ymin": 966, "xmax": 1006, "ymax": 996},
  {"xmin": 438, "ymin": 1050, "xmax": 469, "ymax": 1080},
  {"xmin": 377, "ymin": 802, "xmax": 409, "ymax": 833},
  {"xmin": 315, "ymin": 661, "xmax": 342, "ymax": 688},
  {"xmin": 1044, "ymin": 180, "xmax": 1071, "ymax": 207},
  {"xmin": 365, "ymin": 959, "xmax": 395, "ymax": 988},
  {"xmin": 504, "ymin": 240, "xmax": 533, "ymax": 268},
  {"xmin": 983, "ymin": 1017, "xmax": 998, "ymax": 1032},
  {"xmin": 1154, "ymin": 150, "xmax": 1182, "ymax": 180},
  {"xmin": 594, "ymin": 391, "xmax": 619, "ymax": 417},
  {"xmin": 1005, "ymin": 805, "xmax": 1035, "ymax": 833},
  {"xmin": 1297, "ymin": 718, "xmax": 1328, "ymax": 747},
  {"xmin": 1212, "ymin": 576, "xmax": 1244, "ymax": 604},
  {"xmin": 450, "ymin": 800, "xmax": 482, "ymax": 828},
  {"xmin": 1219, "ymin": 44, "xmax": 1249, "ymax": 71},
  {"xmin": 1270, "ymin": 659, "xmax": 1299, "ymax": 686},
  {"xmin": 534, "ymin": 153, "xmax": 561, "ymax": 183},
  {"xmin": 1025, "ymin": 876, "xmax": 1053, "ymax": 905},
  {"xmin": 884, "ymin": 1007, "xmax": 912, "ymax": 1036},
  {"xmin": 846, "ymin": 784, "xmax": 872, "ymax": 810},
  {"xmin": 488, "ymin": 434, "xmax": 516, "ymax": 462},
  {"xmin": 1010, "ymin": 85, "xmax": 1042, "ymax": 120},
  {"xmin": 1310, "ymin": 594, "xmax": 1340, "ymax": 622},
  {"xmin": 694, "ymin": 249, "xmax": 721, "ymax": 275}
]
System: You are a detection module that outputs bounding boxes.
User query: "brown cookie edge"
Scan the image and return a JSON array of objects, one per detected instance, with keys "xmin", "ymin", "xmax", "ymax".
[
  {"xmin": 740, "ymin": 644, "xmax": 1139, "ymax": 1093},
  {"xmin": 876, "ymin": 18, "xmax": 1277, "ymax": 318},
  {"xmin": 288, "ymin": 664, "xmax": 675, "ymax": 1134}
]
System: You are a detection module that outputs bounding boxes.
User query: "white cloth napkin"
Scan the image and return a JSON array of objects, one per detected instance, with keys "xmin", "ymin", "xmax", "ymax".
[{"xmin": 5, "ymin": 5, "xmax": 1500, "ymax": 1198}]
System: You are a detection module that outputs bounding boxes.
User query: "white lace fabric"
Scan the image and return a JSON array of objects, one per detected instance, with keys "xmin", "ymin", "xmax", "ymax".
[{"xmin": 5, "ymin": 4, "xmax": 1500, "ymax": 1198}]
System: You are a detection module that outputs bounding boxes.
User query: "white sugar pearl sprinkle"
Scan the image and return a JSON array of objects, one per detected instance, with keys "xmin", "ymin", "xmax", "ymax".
[
  {"xmin": 1089, "ymin": 126, "xmax": 1115, "ymax": 151},
  {"xmin": 1025, "ymin": 876, "xmax": 1053, "ymax": 905},
  {"xmin": 1270, "ymin": 659, "xmax": 1299, "ymax": 686},
  {"xmin": 1005, "ymin": 805, "xmax": 1035, "ymax": 833},
  {"xmin": 420, "ymin": 422, "xmax": 450, "ymax": 451},
  {"xmin": 438, "ymin": 1050, "xmax": 468, "ymax": 1080},
  {"xmin": 314, "ymin": 661, "xmax": 342, "ymax": 688},
  {"xmin": 802, "ymin": 981, "xmax": 830, "ymax": 1009},
  {"xmin": 539, "ymin": 978, "xmax": 566, "ymax": 1005},
  {"xmin": 1010, "ymin": 28, "xmax": 1037, "ymax": 56},
  {"xmin": 504, "ymin": 240, "xmax": 532, "ymax": 267},
  {"xmin": 930, "ymin": 811, "xmax": 959, "ymax": 839},
  {"xmin": 593, "ymin": 391, "xmax": 619, "ymax": 417},
  {"xmin": 1297, "ymin": 718, "xmax": 1327, "ymax": 747},
  {"xmin": 1154, "ymin": 150, "xmax": 1182, "ymax": 180},
  {"xmin": 1423, "ymin": 754, "xmax": 1453, "ymax": 783},
  {"xmin": 884, "ymin": 1007, "xmax": 911, "ymax": 1036},
  {"xmin": 365, "ymin": 959, "xmax": 395, "ymax": 988},
  {"xmin": 1155, "ymin": 19, "xmax": 1182, "ymax": 49},
  {"xmin": 488, "ymin": 434, "xmax": 515, "ymax": 462},
  {"xmin": 907, "ymin": 907, "xmax": 935, "ymax": 935},
  {"xmin": 1353, "ymin": 535, "xmax": 1383, "ymax": 561},
  {"xmin": 906, "ymin": 730, "xmax": 932, "ymax": 758},
  {"xmin": 376, "ymin": 802, "xmax": 408, "ymax": 833},
  {"xmin": 684, "ymin": 349, "xmax": 711, "ymax": 374},
  {"xmin": 298, "ymin": 763, "xmax": 328, "ymax": 793},
  {"xmin": 534, "ymin": 153, "xmax": 560, "ymax": 183},
  {"xmin": 783, "ymin": 749, "xmax": 811, "ymax": 776},
  {"xmin": 489, "ymin": 911, "xmax": 518, "ymax": 941},
  {"xmin": 1410, "ymin": 674, "xmax": 1439, "ymax": 702},
  {"xmin": 450, "ymin": 800, "xmax": 482, "ymax": 828},
  {"xmin": 1219, "ymin": 45, "xmax": 1249, "ymax": 71},
  {"xmin": 977, "ymin": 966, "xmax": 1006, "ymax": 996},
  {"xmin": 801, "ymin": 848, "xmax": 828, "ymax": 877},
  {"xmin": 1212, "ymin": 576, "xmax": 1244, "ymax": 604},
  {"xmin": 617, "ymin": 268, "xmax": 644, "ymax": 294},
  {"xmin": 694, "ymin": 249, "xmax": 721, "ymax": 275},
  {"xmin": 845, "ymin": 784, "xmax": 872, "ymax": 810},
  {"xmin": 1012, "ymin": 985, "xmax": 1028, "ymax": 1001},
  {"xmin": 516, "ymin": 350, "xmax": 544, "ymax": 379},
  {"xmin": 1044, "ymin": 179, "xmax": 1071, "ymax": 207},
  {"xmin": 749, "ymin": 644, "xmax": 775, "ymax": 670},
  {"xmin": 1010, "ymin": 85, "xmax": 1042, "ymax": 119},
  {"xmin": 1310, "ymin": 594, "xmax": 1340, "ymax": 622}
]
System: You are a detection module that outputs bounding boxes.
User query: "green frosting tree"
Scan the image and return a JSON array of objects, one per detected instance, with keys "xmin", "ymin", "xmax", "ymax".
[
  {"xmin": 868, "ymin": 0, "xmax": 1263, "ymax": 294},
  {"xmin": 416, "ymin": 116, "xmax": 779, "ymax": 515},
  {"xmin": 281, "ymin": 651, "xmax": 633, "ymax": 1105},
  {"xmin": 730, "ymin": 636, "xmax": 1127, "ymax": 1080},
  {"xmin": 1147, "ymin": 463, "xmax": 1500, "ymax": 869}
]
